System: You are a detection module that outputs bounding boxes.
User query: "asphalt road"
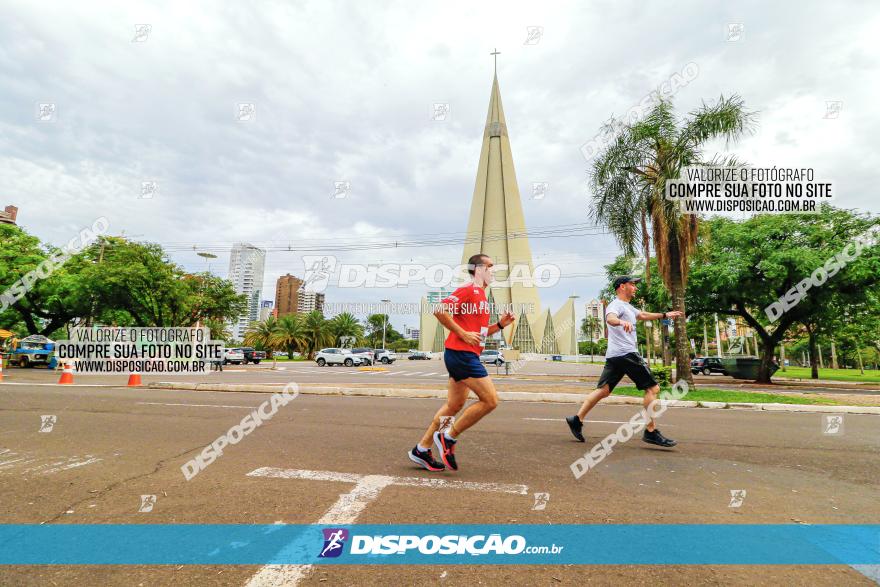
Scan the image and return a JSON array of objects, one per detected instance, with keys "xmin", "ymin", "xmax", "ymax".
[
  {"xmin": 1, "ymin": 379, "xmax": 878, "ymax": 586},
  {"xmin": 4, "ymin": 359, "xmax": 879, "ymax": 398}
]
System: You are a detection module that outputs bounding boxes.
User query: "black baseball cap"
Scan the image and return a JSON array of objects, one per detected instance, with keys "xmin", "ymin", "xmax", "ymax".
[{"xmin": 613, "ymin": 275, "xmax": 642, "ymax": 289}]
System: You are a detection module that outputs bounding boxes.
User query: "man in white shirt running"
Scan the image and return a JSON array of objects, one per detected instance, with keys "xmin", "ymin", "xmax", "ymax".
[{"xmin": 566, "ymin": 275, "xmax": 684, "ymax": 447}]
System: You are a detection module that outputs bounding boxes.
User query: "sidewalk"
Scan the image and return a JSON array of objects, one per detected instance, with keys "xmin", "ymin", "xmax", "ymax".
[{"xmin": 146, "ymin": 381, "xmax": 880, "ymax": 415}]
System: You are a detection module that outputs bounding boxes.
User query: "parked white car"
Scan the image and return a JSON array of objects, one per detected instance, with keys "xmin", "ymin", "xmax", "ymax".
[
  {"xmin": 479, "ymin": 349, "xmax": 505, "ymax": 365},
  {"xmin": 351, "ymin": 347, "xmax": 375, "ymax": 366},
  {"xmin": 223, "ymin": 348, "xmax": 245, "ymax": 365},
  {"xmin": 315, "ymin": 348, "xmax": 367, "ymax": 367},
  {"xmin": 373, "ymin": 349, "xmax": 396, "ymax": 364}
]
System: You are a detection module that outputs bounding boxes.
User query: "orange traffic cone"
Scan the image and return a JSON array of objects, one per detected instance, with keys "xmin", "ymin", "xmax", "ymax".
[
  {"xmin": 58, "ymin": 362, "xmax": 74, "ymax": 385},
  {"xmin": 127, "ymin": 373, "xmax": 142, "ymax": 387}
]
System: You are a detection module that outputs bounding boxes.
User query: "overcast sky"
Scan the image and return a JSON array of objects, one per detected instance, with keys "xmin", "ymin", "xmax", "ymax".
[{"xmin": 2, "ymin": 0, "xmax": 877, "ymax": 332}]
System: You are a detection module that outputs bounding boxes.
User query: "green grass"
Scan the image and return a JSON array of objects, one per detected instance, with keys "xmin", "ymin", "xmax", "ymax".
[
  {"xmin": 612, "ymin": 385, "xmax": 839, "ymax": 405},
  {"xmin": 773, "ymin": 366, "xmax": 880, "ymax": 383}
]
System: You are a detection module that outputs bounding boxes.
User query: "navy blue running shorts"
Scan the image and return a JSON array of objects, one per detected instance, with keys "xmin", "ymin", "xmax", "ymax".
[{"xmin": 443, "ymin": 348, "xmax": 488, "ymax": 381}]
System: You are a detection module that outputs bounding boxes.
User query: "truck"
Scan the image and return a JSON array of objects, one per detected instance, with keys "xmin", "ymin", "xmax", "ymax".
[
  {"xmin": 238, "ymin": 347, "xmax": 266, "ymax": 364},
  {"xmin": 7, "ymin": 335, "xmax": 59, "ymax": 369}
]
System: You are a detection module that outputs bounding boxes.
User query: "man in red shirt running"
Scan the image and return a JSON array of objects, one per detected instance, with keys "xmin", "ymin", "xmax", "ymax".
[{"xmin": 408, "ymin": 253, "xmax": 515, "ymax": 472}]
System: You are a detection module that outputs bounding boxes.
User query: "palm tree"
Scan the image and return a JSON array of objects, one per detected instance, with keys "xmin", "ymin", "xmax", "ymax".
[
  {"xmin": 581, "ymin": 316, "xmax": 600, "ymax": 363},
  {"xmin": 204, "ymin": 317, "xmax": 231, "ymax": 342},
  {"xmin": 328, "ymin": 312, "xmax": 364, "ymax": 347},
  {"xmin": 244, "ymin": 317, "xmax": 279, "ymax": 368},
  {"xmin": 590, "ymin": 95, "xmax": 756, "ymax": 384},
  {"xmin": 271, "ymin": 314, "xmax": 307, "ymax": 359},
  {"xmin": 301, "ymin": 311, "xmax": 333, "ymax": 359}
]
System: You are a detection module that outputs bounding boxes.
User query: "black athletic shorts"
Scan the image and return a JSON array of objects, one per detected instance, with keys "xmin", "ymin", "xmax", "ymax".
[{"xmin": 597, "ymin": 352, "xmax": 657, "ymax": 391}]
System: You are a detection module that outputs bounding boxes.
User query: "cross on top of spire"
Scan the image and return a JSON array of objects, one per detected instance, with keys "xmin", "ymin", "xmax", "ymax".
[{"xmin": 490, "ymin": 48, "xmax": 500, "ymax": 74}]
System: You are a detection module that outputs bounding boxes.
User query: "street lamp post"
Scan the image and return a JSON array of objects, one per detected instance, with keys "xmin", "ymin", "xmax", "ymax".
[
  {"xmin": 194, "ymin": 252, "xmax": 217, "ymax": 330},
  {"xmin": 381, "ymin": 299, "xmax": 391, "ymax": 350},
  {"xmin": 569, "ymin": 295, "xmax": 580, "ymax": 364},
  {"xmin": 197, "ymin": 251, "xmax": 218, "ymax": 275}
]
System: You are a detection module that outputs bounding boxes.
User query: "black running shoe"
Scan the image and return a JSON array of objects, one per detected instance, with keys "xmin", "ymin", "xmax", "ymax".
[
  {"xmin": 408, "ymin": 446, "xmax": 445, "ymax": 471},
  {"xmin": 642, "ymin": 428, "xmax": 677, "ymax": 447},
  {"xmin": 566, "ymin": 415, "xmax": 585, "ymax": 442},
  {"xmin": 433, "ymin": 431, "xmax": 458, "ymax": 471}
]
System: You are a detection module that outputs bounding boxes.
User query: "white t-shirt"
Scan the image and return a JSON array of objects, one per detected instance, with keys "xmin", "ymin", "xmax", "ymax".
[{"xmin": 605, "ymin": 298, "xmax": 640, "ymax": 358}]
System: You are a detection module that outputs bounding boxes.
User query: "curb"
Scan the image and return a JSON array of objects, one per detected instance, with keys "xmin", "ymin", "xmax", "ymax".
[{"xmin": 146, "ymin": 382, "xmax": 880, "ymax": 415}]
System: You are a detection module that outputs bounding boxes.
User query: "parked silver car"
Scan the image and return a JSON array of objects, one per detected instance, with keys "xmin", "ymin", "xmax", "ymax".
[{"xmin": 315, "ymin": 348, "xmax": 367, "ymax": 367}]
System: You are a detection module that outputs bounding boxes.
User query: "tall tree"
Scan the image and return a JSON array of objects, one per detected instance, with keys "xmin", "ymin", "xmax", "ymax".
[
  {"xmin": 328, "ymin": 312, "xmax": 364, "ymax": 347},
  {"xmin": 364, "ymin": 313, "xmax": 400, "ymax": 348},
  {"xmin": 687, "ymin": 207, "xmax": 879, "ymax": 382},
  {"xmin": 272, "ymin": 314, "xmax": 307, "ymax": 359},
  {"xmin": 301, "ymin": 311, "xmax": 333, "ymax": 359},
  {"xmin": 1, "ymin": 228, "xmax": 246, "ymax": 334},
  {"xmin": 590, "ymin": 95, "xmax": 756, "ymax": 383},
  {"xmin": 204, "ymin": 317, "xmax": 231, "ymax": 342},
  {"xmin": 244, "ymin": 316, "xmax": 280, "ymax": 368}
]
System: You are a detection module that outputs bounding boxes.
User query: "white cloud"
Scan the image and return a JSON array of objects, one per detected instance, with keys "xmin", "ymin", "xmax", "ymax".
[{"xmin": 1, "ymin": 0, "xmax": 877, "ymax": 330}]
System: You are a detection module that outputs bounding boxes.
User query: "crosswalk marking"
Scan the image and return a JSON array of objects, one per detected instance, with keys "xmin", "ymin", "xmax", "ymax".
[
  {"xmin": 0, "ymin": 451, "xmax": 103, "ymax": 475},
  {"xmin": 244, "ymin": 467, "xmax": 528, "ymax": 586}
]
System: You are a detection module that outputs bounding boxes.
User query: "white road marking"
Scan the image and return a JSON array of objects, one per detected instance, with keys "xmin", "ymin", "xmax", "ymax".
[
  {"xmin": 39, "ymin": 457, "xmax": 102, "ymax": 474},
  {"xmin": 0, "ymin": 453, "xmax": 102, "ymax": 475},
  {"xmin": 23, "ymin": 460, "xmax": 69, "ymax": 473},
  {"xmin": 391, "ymin": 476, "xmax": 528, "ymax": 494},
  {"xmin": 420, "ymin": 372, "xmax": 439, "ymax": 377},
  {"xmin": 524, "ymin": 417, "xmax": 677, "ymax": 426},
  {"xmin": 248, "ymin": 468, "xmax": 362, "ymax": 483},
  {"xmin": 137, "ymin": 402, "xmax": 253, "ymax": 409},
  {"xmin": 248, "ymin": 467, "xmax": 529, "ymax": 495},
  {"xmin": 0, "ymin": 457, "xmax": 32, "ymax": 468},
  {"xmin": 245, "ymin": 474, "xmax": 395, "ymax": 587},
  {"xmin": 244, "ymin": 468, "xmax": 529, "ymax": 586},
  {"xmin": 0, "ymin": 459, "xmax": 37, "ymax": 470}
]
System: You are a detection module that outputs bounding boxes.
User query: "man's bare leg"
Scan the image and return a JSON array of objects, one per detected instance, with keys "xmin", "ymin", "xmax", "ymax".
[
  {"xmin": 427, "ymin": 375, "xmax": 499, "ymax": 471},
  {"xmin": 576, "ymin": 384, "xmax": 611, "ymax": 421},
  {"xmin": 642, "ymin": 384, "xmax": 659, "ymax": 432},
  {"xmin": 418, "ymin": 378, "xmax": 469, "ymax": 448},
  {"xmin": 641, "ymin": 384, "xmax": 676, "ymax": 446},
  {"xmin": 566, "ymin": 384, "xmax": 611, "ymax": 442},
  {"xmin": 446, "ymin": 376, "xmax": 498, "ymax": 436}
]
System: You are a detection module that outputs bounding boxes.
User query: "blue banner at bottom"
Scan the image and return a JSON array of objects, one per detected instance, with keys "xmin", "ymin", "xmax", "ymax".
[{"xmin": 0, "ymin": 525, "xmax": 877, "ymax": 565}]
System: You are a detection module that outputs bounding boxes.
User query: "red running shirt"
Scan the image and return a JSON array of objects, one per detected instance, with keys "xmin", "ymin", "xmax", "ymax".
[{"xmin": 439, "ymin": 284, "xmax": 490, "ymax": 355}]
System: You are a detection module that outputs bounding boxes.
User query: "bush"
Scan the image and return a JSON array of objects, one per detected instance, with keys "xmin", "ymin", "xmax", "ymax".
[{"xmin": 650, "ymin": 365, "xmax": 673, "ymax": 388}]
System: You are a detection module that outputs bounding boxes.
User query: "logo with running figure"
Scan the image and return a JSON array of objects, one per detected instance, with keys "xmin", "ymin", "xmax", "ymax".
[
  {"xmin": 302, "ymin": 255, "xmax": 337, "ymax": 293},
  {"xmin": 319, "ymin": 528, "xmax": 349, "ymax": 558},
  {"xmin": 438, "ymin": 416, "xmax": 455, "ymax": 433}
]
